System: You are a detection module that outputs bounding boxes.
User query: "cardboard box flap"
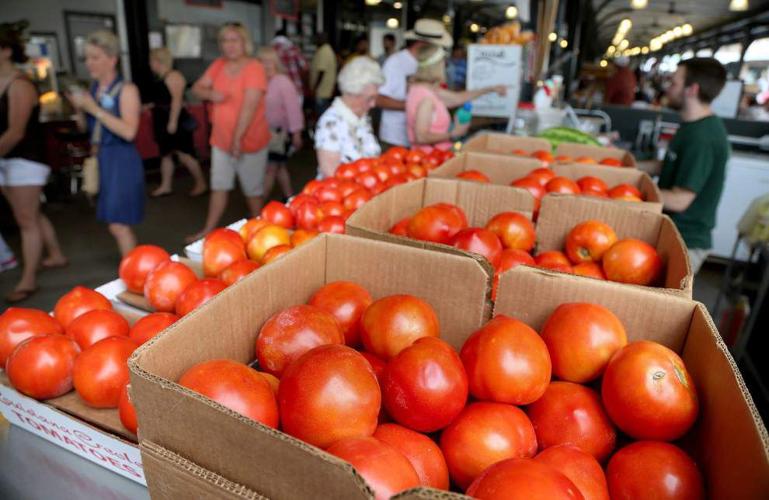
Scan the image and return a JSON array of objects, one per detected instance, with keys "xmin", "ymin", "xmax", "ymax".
[
  {"xmin": 464, "ymin": 132, "xmax": 552, "ymax": 155},
  {"xmin": 555, "ymin": 143, "xmax": 636, "ymax": 166},
  {"xmin": 429, "ymin": 152, "xmax": 542, "ymax": 185},
  {"xmin": 424, "ymin": 178, "xmax": 535, "ymax": 227},
  {"xmin": 394, "ymin": 488, "xmax": 468, "ymax": 499},
  {"xmin": 658, "ymin": 217, "xmax": 692, "ymax": 291}
]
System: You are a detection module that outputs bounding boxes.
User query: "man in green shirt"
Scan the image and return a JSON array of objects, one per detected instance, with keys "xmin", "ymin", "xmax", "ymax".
[{"xmin": 641, "ymin": 58, "xmax": 730, "ymax": 274}]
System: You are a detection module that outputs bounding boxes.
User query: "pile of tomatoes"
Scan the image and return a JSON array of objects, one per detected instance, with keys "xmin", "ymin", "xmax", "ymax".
[
  {"xmin": 514, "ymin": 149, "xmax": 628, "ymax": 168},
  {"xmin": 176, "ymin": 282, "xmax": 703, "ymax": 499}
]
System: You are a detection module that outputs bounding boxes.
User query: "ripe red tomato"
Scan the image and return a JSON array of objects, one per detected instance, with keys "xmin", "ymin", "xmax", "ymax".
[
  {"xmin": 72, "ymin": 336, "xmax": 137, "ymax": 408},
  {"xmin": 407, "ymin": 203, "xmax": 468, "ymax": 244},
  {"xmin": 371, "ymin": 165, "xmax": 391, "ymax": 183},
  {"xmin": 317, "ymin": 215, "xmax": 346, "ymax": 234},
  {"xmin": 493, "ymin": 249, "xmax": 536, "ymax": 301},
  {"xmin": 460, "ymin": 315, "xmax": 551, "ymax": 405},
  {"xmin": 66, "ymin": 309, "xmax": 130, "ymax": 350},
  {"xmin": 384, "ymin": 174, "xmax": 409, "ymax": 190},
  {"xmin": 326, "ymin": 436, "xmax": 421, "ymax": 500},
  {"xmin": 573, "ymin": 261, "xmax": 607, "ymax": 280},
  {"xmin": 205, "ymin": 228, "xmax": 243, "ymax": 248},
  {"xmin": 302, "ymin": 179, "xmax": 324, "ymax": 196},
  {"xmin": 535, "ymin": 251, "xmax": 573, "ymax": 274},
  {"xmin": 256, "ymin": 304, "xmax": 344, "ymax": 377},
  {"xmin": 531, "ymin": 150, "xmax": 555, "ymax": 166},
  {"xmin": 384, "ymin": 146, "xmax": 409, "ymax": 163},
  {"xmin": 319, "ymin": 200, "xmax": 345, "ymax": 218},
  {"xmin": 456, "ymin": 170, "xmax": 491, "ymax": 183},
  {"xmin": 294, "ymin": 200, "xmax": 325, "ymax": 231},
  {"xmin": 175, "ymin": 278, "xmax": 227, "ymax": 316},
  {"xmin": 316, "ymin": 186, "xmax": 344, "ymax": 203},
  {"xmin": 337, "ymin": 180, "xmax": 361, "ymax": 198},
  {"xmin": 546, "ymin": 176, "xmax": 582, "ymax": 195},
  {"xmin": 360, "ymin": 294, "xmax": 439, "ymax": 360},
  {"xmin": 335, "ymin": 162, "xmax": 358, "ymax": 179},
  {"xmin": 602, "ymin": 239, "xmax": 662, "ymax": 286},
  {"xmin": 260, "ymin": 201, "xmax": 295, "ymax": 229},
  {"xmin": 290, "ymin": 229, "xmax": 319, "ymax": 247},
  {"xmin": 451, "ymin": 228, "xmax": 504, "ymax": 266},
  {"xmin": 6, "ymin": 335, "xmax": 80, "ymax": 399},
  {"xmin": 466, "ymin": 458, "xmax": 583, "ymax": 499},
  {"xmin": 565, "ymin": 220, "xmax": 618, "ymax": 264},
  {"xmin": 279, "ymin": 344, "xmax": 380, "ymax": 447},
  {"xmin": 536, "ymin": 445, "xmax": 610, "ymax": 500},
  {"xmin": 219, "ymin": 260, "xmax": 261, "ymax": 286},
  {"xmin": 406, "ymin": 149, "xmax": 426, "ymax": 164},
  {"xmin": 354, "ymin": 158, "xmax": 375, "ymax": 173},
  {"xmin": 356, "ymin": 171, "xmax": 383, "ymax": 192},
  {"xmin": 0, "ymin": 307, "xmax": 63, "ymax": 367},
  {"xmin": 554, "ymin": 154, "xmax": 573, "ymax": 163},
  {"xmin": 527, "ymin": 381, "xmax": 616, "ymax": 462},
  {"xmin": 575, "ymin": 156, "xmax": 598, "ymax": 164},
  {"xmin": 54, "ymin": 286, "xmax": 113, "ymax": 328},
  {"xmin": 485, "ymin": 212, "xmax": 536, "ymax": 251},
  {"xmin": 577, "ymin": 176, "xmax": 609, "ymax": 195},
  {"xmin": 606, "ymin": 441, "xmax": 704, "ymax": 500},
  {"xmin": 374, "ymin": 423, "xmax": 449, "ymax": 489},
  {"xmin": 389, "ymin": 217, "xmax": 411, "ymax": 236},
  {"xmin": 308, "ymin": 281, "xmax": 373, "ymax": 347},
  {"xmin": 128, "ymin": 312, "xmax": 178, "ymax": 345},
  {"xmin": 511, "ymin": 176, "xmax": 546, "ymax": 200},
  {"xmin": 600, "ymin": 157, "xmax": 624, "ymax": 167},
  {"xmin": 203, "ymin": 236, "xmax": 246, "ymax": 278},
  {"xmin": 382, "ymin": 337, "xmax": 468, "ymax": 432},
  {"xmin": 288, "ymin": 193, "xmax": 317, "ymax": 214},
  {"xmin": 261, "ymin": 244, "xmax": 293, "ymax": 264},
  {"xmin": 440, "ymin": 402, "xmax": 538, "ymax": 490},
  {"xmin": 541, "ymin": 303, "xmax": 627, "ymax": 383},
  {"xmin": 144, "ymin": 261, "xmax": 198, "ymax": 313},
  {"xmin": 608, "ymin": 184, "xmax": 643, "ymax": 201},
  {"xmin": 119, "ymin": 245, "xmax": 170, "ymax": 294},
  {"xmin": 118, "ymin": 383, "xmax": 138, "ymax": 434},
  {"xmin": 246, "ymin": 225, "xmax": 291, "ymax": 261},
  {"xmin": 343, "ymin": 189, "xmax": 373, "ymax": 211},
  {"xmin": 602, "ymin": 341, "xmax": 698, "ymax": 441},
  {"xmin": 527, "ymin": 167, "xmax": 556, "ymax": 187},
  {"xmin": 407, "ymin": 163, "xmax": 427, "ymax": 179}
]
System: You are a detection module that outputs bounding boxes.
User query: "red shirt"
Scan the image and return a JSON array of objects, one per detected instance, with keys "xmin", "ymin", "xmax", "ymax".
[{"xmin": 605, "ymin": 67, "xmax": 637, "ymax": 106}]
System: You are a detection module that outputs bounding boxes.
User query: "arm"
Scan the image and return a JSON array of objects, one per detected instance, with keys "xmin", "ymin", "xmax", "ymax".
[
  {"xmin": 435, "ymin": 85, "xmax": 506, "ymax": 109},
  {"xmin": 0, "ymin": 79, "xmax": 36, "ymax": 157},
  {"xmin": 317, "ymin": 149, "xmax": 341, "ymax": 178},
  {"xmin": 661, "ymin": 187, "xmax": 696, "ymax": 212},
  {"xmin": 71, "ymin": 83, "xmax": 141, "ymax": 142},
  {"xmin": 192, "ymin": 65, "xmax": 224, "ymax": 103},
  {"xmin": 231, "ymin": 87, "xmax": 262, "ymax": 157},
  {"xmin": 376, "ymin": 94, "xmax": 405, "ymax": 110},
  {"xmin": 165, "ymin": 71, "xmax": 186, "ymax": 134},
  {"xmin": 283, "ymin": 80, "xmax": 305, "ymax": 150}
]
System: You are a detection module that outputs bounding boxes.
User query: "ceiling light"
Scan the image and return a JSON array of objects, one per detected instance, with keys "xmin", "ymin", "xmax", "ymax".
[
  {"xmin": 650, "ymin": 38, "xmax": 662, "ymax": 51},
  {"xmin": 673, "ymin": 26, "xmax": 683, "ymax": 37},
  {"xmin": 682, "ymin": 23, "xmax": 693, "ymax": 36},
  {"xmin": 386, "ymin": 17, "xmax": 399, "ymax": 29},
  {"xmin": 612, "ymin": 34, "xmax": 624, "ymax": 46},
  {"xmin": 364, "ymin": 0, "xmax": 381, "ymax": 5},
  {"xmin": 618, "ymin": 39, "xmax": 630, "ymax": 50},
  {"xmin": 559, "ymin": 39, "xmax": 568, "ymax": 48},
  {"xmin": 631, "ymin": 0, "xmax": 648, "ymax": 8},
  {"xmin": 470, "ymin": 23, "xmax": 480, "ymax": 33},
  {"xmin": 600, "ymin": 60, "xmax": 608, "ymax": 67},
  {"xmin": 393, "ymin": 1, "xmax": 402, "ymax": 8},
  {"xmin": 619, "ymin": 19, "xmax": 633, "ymax": 32},
  {"xmin": 607, "ymin": 46, "xmax": 616, "ymax": 55},
  {"xmin": 506, "ymin": 6, "xmax": 518, "ymax": 19},
  {"xmin": 548, "ymin": 32, "xmax": 558, "ymax": 42},
  {"xmin": 641, "ymin": 46, "xmax": 649, "ymax": 54},
  {"xmin": 730, "ymin": 0, "xmax": 748, "ymax": 11},
  {"xmin": 442, "ymin": 14, "xmax": 451, "ymax": 23}
]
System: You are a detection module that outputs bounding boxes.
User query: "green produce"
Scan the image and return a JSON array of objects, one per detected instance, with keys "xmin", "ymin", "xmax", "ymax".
[{"xmin": 538, "ymin": 127, "xmax": 600, "ymax": 149}]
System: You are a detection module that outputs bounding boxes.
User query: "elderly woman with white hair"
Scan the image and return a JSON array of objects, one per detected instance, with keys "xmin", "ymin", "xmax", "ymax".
[{"xmin": 314, "ymin": 56, "xmax": 384, "ymax": 178}]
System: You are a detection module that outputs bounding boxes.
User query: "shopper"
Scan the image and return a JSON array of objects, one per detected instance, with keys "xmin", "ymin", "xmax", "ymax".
[
  {"xmin": 605, "ymin": 56, "xmax": 637, "ymax": 106},
  {"xmin": 640, "ymin": 58, "xmax": 730, "ymax": 274},
  {"xmin": 378, "ymin": 33, "xmax": 396, "ymax": 66},
  {"xmin": 315, "ymin": 56, "xmax": 383, "ymax": 178},
  {"xmin": 0, "ymin": 21, "xmax": 68, "ymax": 302},
  {"xmin": 147, "ymin": 47, "xmax": 207, "ymax": 197},
  {"xmin": 188, "ymin": 22, "xmax": 269, "ymax": 242},
  {"xmin": 310, "ymin": 33, "xmax": 337, "ymax": 117},
  {"xmin": 272, "ymin": 30, "xmax": 308, "ymax": 99},
  {"xmin": 406, "ymin": 45, "xmax": 505, "ymax": 152},
  {"xmin": 68, "ymin": 30, "xmax": 143, "ymax": 258},
  {"xmin": 378, "ymin": 18, "xmax": 451, "ymax": 149},
  {"xmin": 258, "ymin": 46, "xmax": 304, "ymax": 200}
]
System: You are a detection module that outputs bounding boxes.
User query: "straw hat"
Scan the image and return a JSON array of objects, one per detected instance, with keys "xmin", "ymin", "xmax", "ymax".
[{"xmin": 405, "ymin": 19, "xmax": 453, "ymax": 49}]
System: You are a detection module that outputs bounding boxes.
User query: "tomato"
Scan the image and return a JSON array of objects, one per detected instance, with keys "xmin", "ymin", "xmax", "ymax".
[
  {"xmin": 279, "ymin": 344, "xmax": 380, "ymax": 447},
  {"xmin": 335, "ymin": 162, "xmax": 358, "ymax": 179},
  {"xmin": 460, "ymin": 315, "xmax": 551, "ymax": 405},
  {"xmin": 536, "ymin": 445, "xmax": 610, "ymax": 500},
  {"xmin": 287, "ymin": 193, "xmax": 317, "ymax": 214},
  {"xmin": 361, "ymin": 351, "xmax": 387, "ymax": 382},
  {"xmin": 302, "ymin": 179, "xmax": 324, "ymax": 196},
  {"xmin": 144, "ymin": 261, "xmax": 198, "ymax": 313},
  {"xmin": 493, "ymin": 249, "xmax": 536, "ymax": 301},
  {"xmin": 360, "ymin": 294, "xmax": 439, "ymax": 360},
  {"xmin": 511, "ymin": 176, "xmax": 546, "ymax": 200},
  {"xmin": 294, "ymin": 200, "xmax": 325, "ymax": 231},
  {"xmin": 546, "ymin": 176, "xmax": 582, "ymax": 195},
  {"xmin": 257, "ymin": 371, "xmax": 280, "ymax": 394},
  {"xmin": 389, "ymin": 217, "xmax": 411, "ymax": 236},
  {"xmin": 319, "ymin": 200, "xmax": 345, "ymax": 218},
  {"xmin": 554, "ymin": 155, "xmax": 573, "ymax": 163},
  {"xmin": 128, "ymin": 312, "xmax": 178, "ymax": 345},
  {"xmin": 531, "ymin": 150, "xmax": 554, "ymax": 166},
  {"xmin": 524, "ymin": 168, "xmax": 554, "ymax": 187},
  {"xmin": 382, "ymin": 337, "xmax": 468, "ymax": 432},
  {"xmin": 175, "ymin": 278, "xmax": 227, "ymax": 316},
  {"xmin": 576, "ymin": 176, "xmax": 609, "ymax": 195},
  {"xmin": 326, "ymin": 437, "xmax": 420, "ymax": 500},
  {"xmin": 535, "ymin": 251, "xmax": 573, "ymax": 274},
  {"xmin": 260, "ymin": 201, "xmax": 295, "ymax": 229},
  {"xmin": 54, "ymin": 286, "xmax": 112, "ymax": 328},
  {"xmin": 356, "ymin": 171, "xmax": 382, "ymax": 192},
  {"xmin": 370, "ymin": 165, "xmax": 390, "ymax": 184},
  {"xmin": 440, "ymin": 402, "xmax": 538, "ymax": 490},
  {"xmin": 290, "ymin": 229, "xmax": 319, "ymax": 247},
  {"xmin": 384, "ymin": 174, "xmax": 409, "ymax": 190},
  {"xmin": 527, "ymin": 381, "xmax": 616, "ymax": 462},
  {"xmin": 608, "ymin": 183, "xmax": 643, "ymax": 200},
  {"xmin": 600, "ymin": 157, "xmax": 624, "ymax": 167},
  {"xmin": 406, "ymin": 149, "xmax": 426, "ymax": 164},
  {"xmin": 337, "ymin": 180, "xmax": 361, "ymax": 198},
  {"xmin": 205, "ymin": 228, "xmax": 242, "ymax": 248},
  {"xmin": 246, "ymin": 224, "xmax": 291, "ymax": 261},
  {"xmin": 354, "ymin": 158, "xmax": 375, "ymax": 173},
  {"xmin": 456, "ymin": 170, "xmax": 491, "ymax": 183},
  {"xmin": 119, "ymin": 245, "xmax": 170, "ymax": 294},
  {"xmin": 511, "ymin": 148, "xmax": 529, "ymax": 156},
  {"xmin": 65, "ymin": 309, "xmax": 130, "ymax": 350},
  {"xmin": 344, "ymin": 189, "xmax": 372, "ymax": 211},
  {"xmin": 239, "ymin": 218, "xmax": 270, "ymax": 243},
  {"xmin": 256, "ymin": 304, "xmax": 344, "ymax": 377},
  {"xmin": 573, "ymin": 262, "xmax": 606, "ymax": 280},
  {"xmin": 0, "ymin": 307, "xmax": 63, "ymax": 367},
  {"xmin": 219, "ymin": 260, "xmax": 261, "ymax": 286},
  {"xmin": 602, "ymin": 239, "xmax": 662, "ymax": 286},
  {"xmin": 203, "ymin": 235, "xmax": 246, "ymax": 278},
  {"xmin": 606, "ymin": 441, "xmax": 704, "ymax": 500},
  {"xmin": 407, "ymin": 163, "xmax": 427, "ymax": 179},
  {"xmin": 118, "ymin": 383, "xmax": 138, "ymax": 434},
  {"xmin": 451, "ymin": 228, "xmax": 503, "ymax": 266},
  {"xmin": 179, "ymin": 359, "xmax": 278, "ymax": 427},
  {"xmin": 485, "ymin": 212, "xmax": 535, "ymax": 251},
  {"xmin": 407, "ymin": 203, "xmax": 468, "ymax": 244},
  {"xmin": 575, "ymin": 156, "xmax": 598, "ymax": 164},
  {"xmin": 541, "ymin": 303, "xmax": 627, "ymax": 383},
  {"xmin": 602, "ymin": 341, "xmax": 698, "ymax": 441},
  {"xmin": 466, "ymin": 458, "xmax": 583, "ymax": 499},
  {"xmin": 373, "ymin": 423, "xmax": 449, "ymax": 489},
  {"xmin": 261, "ymin": 244, "xmax": 292, "ymax": 264},
  {"xmin": 72, "ymin": 336, "xmax": 137, "ymax": 408},
  {"xmin": 317, "ymin": 215, "xmax": 346, "ymax": 234},
  {"xmin": 308, "ymin": 281, "xmax": 373, "ymax": 347},
  {"xmin": 384, "ymin": 146, "xmax": 409, "ymax": 163},
  {"xmin": 6, "ymin": 335, "xmax": 80, "ymax": 399}
]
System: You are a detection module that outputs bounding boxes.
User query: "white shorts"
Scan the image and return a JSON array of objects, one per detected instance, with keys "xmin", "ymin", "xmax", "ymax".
[
  {"xmin": 210, "ymin": 147, "xmax": 268, "ymax": 197},
  {"xmin": 0, "ymin": 158, "xmax": 50, "ymax": 187}
]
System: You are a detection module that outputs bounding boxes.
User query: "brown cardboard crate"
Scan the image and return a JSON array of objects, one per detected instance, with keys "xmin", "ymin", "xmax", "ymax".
[
  {"xmin": 463, "ymin": 132, "xmax": 552, "ymax": 155},
  {"xmin": 535, "ymin": 195, "xmax": 692, "ymax": 296},
  {"xmin": 128, "ymin": 234, "xmax": 491, "ymax": 499},
  {"xmin": 495, "ymin": 266, "xmax": 769, "ymax": 499},
  {"xmin": 428, "ymin": 151, "xmax": 543, "ymax": 184},
  {"xmin": 555, "ymin": 142, "xmax": 637, "ymax": 167}
]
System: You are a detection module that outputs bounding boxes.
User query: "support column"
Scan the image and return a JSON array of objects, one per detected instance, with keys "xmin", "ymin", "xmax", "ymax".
[{"xmin": 121, "ymin": 0, "xmax": 152, "ymax": 98}]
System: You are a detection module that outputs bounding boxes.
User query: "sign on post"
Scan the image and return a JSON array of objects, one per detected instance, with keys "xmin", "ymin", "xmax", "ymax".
[{"xmin": 467, "ymin": 44, "xmax": 522, "ymax": 118}]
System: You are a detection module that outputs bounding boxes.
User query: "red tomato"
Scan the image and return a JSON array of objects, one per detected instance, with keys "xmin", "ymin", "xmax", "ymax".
[
  {"xmin": 361, "ymin": 351, "xmax": 387, "ymax": 383},
  {"xmin": 371, "ymin": 165, "xmax": 391, "ymax": 183},
  {"xmin": 356, "ymin": 171, "xmax": 382, "ymax": 191},
  {"xmin": 531, "ymin": 150, "xmax": 555, "ymax": 166},
  {"xmin": 326, "ymin": 436, "xmax": 420, "ymax": 500},
  {"xmin": 344, "ymin": 189, "xmax": 372, "ymax": 211},
  {"xmin": 205, "ymin": 228, "xmax": 242, "ymax": 248},
  {"xmin": 485, "ymin": 212, "xmax": 536, "ymax": 251},
  {"xmin": 203, "ymin": 236, "xmax": 246, "ymax": 278},
  {"xmin": 573, "ymin": 262, "xmax": 607, "ymax": 280},
  {"xmin": 302, "ymin": 179, "xmax": 324, "ymax": 196},
  {"xmin": 261, "ymin": 244, "xmax": 292, "ymax": 264},
  {"xmin": 239, "ymin": 218, "xmax": 270, "ymax": 243},
  {"xmin": 384, "ymin": 146, "xmax": 409, "ymax": 163},
  {"xmin": 308, "ymin": 281, "xmax": 373, "ymax": 347},
  {"xmin": 599, "ymin": 157, "xmax": 624, "ymax": 167},
  {"xmin": 511, "ymin": 148, "xmax": 529, "ymax": 156},
  {"xmin": 290, "ymin": 229, "xmax": 319, "ymax": 247},
  {"xmin": 246, "ymin": 225, "xmax": 291, "ymax": 261},
  {"xmin": 536, "ymin": 445, "xmax": 610, "ymax": 500},
  {"xmin": 406, "ymin": 149, "xmax": 426, "ymax": 164},
  {"xmin": 256, "ymin": 304, "xmax": 344, "ymax": 377},
  {"xmin": 144, "ymin": 261, "xmax": 198, "ymax": 313},
  {"xmin": 316, "ymin": 186, "xmax": 344, "ymax": 203},
  {"xmin": 6, "ymin": 334, "xmax": 80, "ymax": 399},
  {"xmin": 441, "ymin": 402, "xmax": 538, "ymax": 490},
  {"xmin": 72, "ymin": 336, "xmax": 137, "ymax": 408},
  {"xmin": 407, "ymin": 163, "xmax": 428, "ymax": 179},
  {"xmin": 527, "ymin": 167, "xmax": 556, "ymax": 186},
  {"xmin": 466, "ymin": 458, "xmax": 583, "ymax": 499},
  {"xmin": 337, "ymin": 180, "xmax": 361, "ymax": 198},
  {"xmin": 260, "ymin": 201, "xmax": 295, "ymax": 229},
  {"xmin": 606, "ymin": 441, "xmax": 704, "ymax": 500},
  {"xmin": 360, "ymin": 294, "xmax": 439, "ymax": 360},
  {"xmin": 602, "ymin": 341, "xmax": 698, "ymax": 441},
  {"xmin": 287, "ymin": 193, "xmax": 317, "ymax": 214},
  {"xmin": 389, "ymin": 217, "xmax": 411, "ymax": 236},
  {"xmin": 294, "ymin": 200, "xmax": 325, "ymax": 231},
  {"xmin": 577, "ymin": 176, "xmax": 609, "ymax": 195},
  {"xmin": 546, "ymin": 176, "xmax": 582, "ymax": 194},
  {"xmin": 374, "ymin": 424, "xmax": 449, "ymax": 490},
  {"xmin": 258, "ymin": 371, "xmax": 280, "ymax": 394},
  {"xmin": 527, "ymin": 381, "xmax": 616, "ymax": 462},
  {"xmin": 335, "ymin": 162, "xmax": 358, "ymax": 179},
  {"xmin": 118, "ymin": 383, "xmax": 138, "ymax": 434},
  {"xmin": 575, "ymin": 156, "xmax": 598, "ymax": 164},
  {"xmin": 175, "ymin": 278, "xmax": 227, "ymax": 316},
  {"xmin": 535, "ymin": 251, "xmax": 573, "ymax": 273},
  {"xmin": 119, "ymin": 245, "xmax": 170, "ymax": 294},
  {"xmin": 511, "ymin": 176, "xmax": 546, "ymax": 200},
  {"xmin": 179, "ymin": 359, "xmax": 279, "ymax": 427},
  {"xmin": 384, "ymin": 174, "xmax": 409, "ymax": 190},
  {"xmin": 317, "ymin": 215, "xmax": 346, "ymax": 234},
  {"xmin": 407, "ymin": 203, "xmax": 468, "ymax": 244},
  {"xmin": 66, "ymin": 309, "xmax": 130, "ymax": 350},
  {"xmin": 608, "ymin": 183, "xmax": 643, "ymax": 200},
  {"xmin": 0, "ymin": 307, "xmax": 63, "ymax": 367},
  {"xmin": 128, "ymin": 312, "xmax": 178, "ymax": 345},
  {"xmin": 565, "ymin": 221, "xmax": 617, "ymax": 265},
  {"xmin": 219, "ymin": 260, "xmax": 261, "ymax": 286},
  {"xmin": 319, "ymin": 200, "xmax": 345, "ymax": 218},
  {"xmin": 460, "ymin": 315, "xmax": 551, "ymax": 405},
  {"xmin": 554, "ymin": 154, "xmax": 573, "ymax": 163},
  {"xmin": 353, "ymin": 158, "xmax": 375, "ymax": 173},
  {"xmin": 602, "ymin": 239, "xmax": 662, "ymax": 286},
  {"xmin": 456, "ymin": 170, "xmax": 491, "ymax": 183},
  {"xmin": 279, "ymin": 344, "xmax": 380, "ymax": 447},
  {"xmin": 54, "ymin": 286, "xmax": 112, "ymax": 328},
  {"xmin": 451, "ymin": 228, "xmax": 504, "ymax": 267},
  {"xmin": 493, "ymin": 249, "xmax": 536, "ymax": 301}
]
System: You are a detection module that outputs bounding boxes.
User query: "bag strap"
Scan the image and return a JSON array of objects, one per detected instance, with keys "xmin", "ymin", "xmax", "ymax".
[{"xmin": 90, "ymin": 81, "xmax": 123, "ymax": 152}]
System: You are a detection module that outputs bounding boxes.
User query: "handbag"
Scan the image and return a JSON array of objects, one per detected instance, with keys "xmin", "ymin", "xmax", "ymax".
[
  {"xmin": 82, "ymin": 82, "xmax": 123, "ymax": 196},
  {"xmin": 268, "ymin": 127, "xmax": 289, "ymax": 155}
]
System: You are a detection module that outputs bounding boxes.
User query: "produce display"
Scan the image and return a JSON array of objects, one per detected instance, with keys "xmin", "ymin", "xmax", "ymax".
[
  {"xmin": 507, "ymin": 147, "xmax": 629, "ymax": 168},
  {"xmin": 537, "ymin": 127, "xmax": 601, "ymax": 149}
]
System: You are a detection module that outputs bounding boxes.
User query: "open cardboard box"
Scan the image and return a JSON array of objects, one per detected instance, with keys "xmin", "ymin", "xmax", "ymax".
[
  {"xmin": 128, "ymin": 234, "xmax": 491, "ymax": 499},
  {"xmin": 114, "ymin": 256, "xmax": 204, "ymax": 313},
  {"xmin": 429, "ymin": 151, "xmax": 543, "ymax": 183},
  {"xmin": 552, "ymin": 162, "xmax": 662, "ymax": 211},
  {"xmin": 536, "ymin": 195, "xmax": 692, "ymax": 296},
  {"xmin": 556, "ymin": 142, "xmax": 637, "ymax": 167},
  {"xmin": 463, "ymin": 132, "xmax": 551, "ymax": 155}
]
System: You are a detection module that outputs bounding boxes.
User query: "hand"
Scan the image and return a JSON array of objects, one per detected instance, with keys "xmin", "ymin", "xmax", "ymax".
[
  {"xmin": 492, "ymin": 85, "xmax": 508, "ymax": 96},
  {"xmin": 230, "ymin": 139, "xmax": 242, "ymax": 160},
  {"xmin": 210, "ymin": 90, "xmax": 226, "ymax": 103},
  {"xmin": 167, "ymin": 121, "xmax": 178, "ymax": 134},
  {"xmin": 291, "ymin": 132, "xmax": 303, "ymax": 151},
  {"xmin": 451, "ymin": 116, "xmax": 471, "ymax": 139},
  {"xmin": 67, "ymin": 91, "xmax": 98, "ymax": 114}
]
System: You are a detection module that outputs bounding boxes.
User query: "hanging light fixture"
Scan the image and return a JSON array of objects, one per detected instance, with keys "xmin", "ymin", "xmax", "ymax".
[
  {"xmin": 729, "ymin": 0, "xmax": 748, "ymax": 11},
  {"xmin": 470, "ymin": 23, "xmax": 480, "ymax": 33},
  {"xmin": 506, "ymin": 6, "xmax": 519, "ymax": 19},
  {"xmin": 600, "ymin": 60, "xmax": 608, "ymax": 67},
  {"xmin": 393, "ymin": 1, "xmax": 402, "ymax": 8},
  {"xmin": 631, "ymin": 0, "xmax": 648, "ymax": 8},
  {"xmin": 682, "ymin": 23, "xmax": 693, "ymax": 36},
  {"xmin": 548, "ymin": 32, "xmax": 558, "ymax": 42},
  {"xmin": 365, "ymin": 0, "xmax": 381, "ymax": 5},
  {"xmin": 386, "ymin": 17, "xmax": 399, "ymax": 29},
  {"xmin": 559, "ymin": 39, "xmax": 568, "ymax": 48}
]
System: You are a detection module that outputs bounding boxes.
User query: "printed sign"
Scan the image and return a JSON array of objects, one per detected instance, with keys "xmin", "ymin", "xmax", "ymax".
[{"xmin": 467, "ymin": 44, "xmax": 522, "ymax": 118}]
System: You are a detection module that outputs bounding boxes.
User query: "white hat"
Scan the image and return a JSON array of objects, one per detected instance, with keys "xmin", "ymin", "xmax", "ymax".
[{"xmin": 405, "ymin": 19, "xmax": 453, "ymax": 49}]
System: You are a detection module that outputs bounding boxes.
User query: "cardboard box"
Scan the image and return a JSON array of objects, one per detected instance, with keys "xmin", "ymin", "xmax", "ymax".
[
  {"xmin": 428, "ymin": 151, "xmax": 543, "ymax": 183},
  {"xmin": 536, "ymin": 195, "xmax": 692, "ymax": 296},
  {"xmin": 552, "ymin": 162, "xmax": 662, "ymax": 211},
  {"xmin": 555, "ymin": 142, "xmax": 637, "ymax": 167},
  {"xmin": 185, "ymin": 219, "xmax": 248, "ymax": 262},
  {"xmin": 495, "ymin": 266, "xmax": 769, "ymax": 499},
  {"xmin": 128, "ymin": 234, "xmax": 491, "ymax": 499},
  {"xmin": 463, "ymin": 132, "xmax": 551, "ymax": 155}
]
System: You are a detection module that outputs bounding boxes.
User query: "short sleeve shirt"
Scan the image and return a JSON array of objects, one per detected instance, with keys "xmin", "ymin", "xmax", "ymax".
[
  {"xmin": 406, "ymin": 84, "xmax": 452, "ymax": 152},
  {"xmin": 315, "ymin": 100, "xmax": 381, "ymax": 169},
  {"xmin": 310, "ymin": 44, "xmax": 337, "ymax": 99},
  {"xmin": 378, "ymin": 49, "xmax": 418, "ymax": 146}
]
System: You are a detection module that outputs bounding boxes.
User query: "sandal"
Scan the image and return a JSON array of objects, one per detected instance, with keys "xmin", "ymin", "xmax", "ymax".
[{"xmin": 5, "ymin": 287, "xmax": 39, "ymax": 304}]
